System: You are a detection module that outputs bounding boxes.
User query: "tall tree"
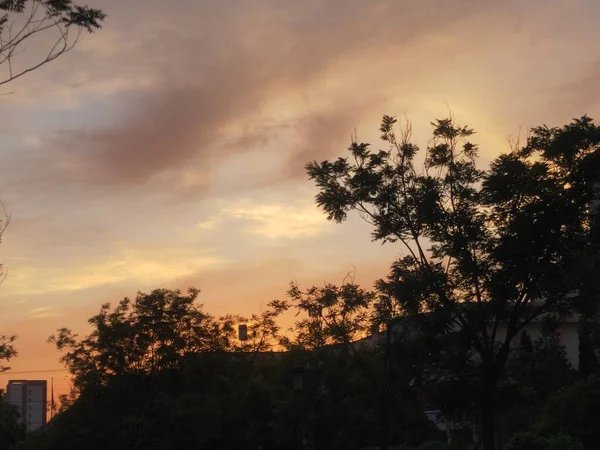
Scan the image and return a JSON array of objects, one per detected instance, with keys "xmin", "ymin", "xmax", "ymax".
[{"xmin": 307, "ymin": 115, "xmax": 600, "ymax": 450}]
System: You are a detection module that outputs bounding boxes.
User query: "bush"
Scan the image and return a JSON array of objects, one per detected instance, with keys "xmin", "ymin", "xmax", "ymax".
[
  {"xmin": 361, "ymin": 446, "xmax": 414, "ymax": 450},
  {"xmin": 505, "ymin": 432, "xmax": 547, "ymax": 450},
  {"xmin": 418, "ymin": 441, "xmax": 454, "ymax": 450},
  {"xmin": 547, "ymin": 434, "xmax": 583, "ymax": 450},
  {"xmin": 538, "ymin": 374, "xmax": 600, "ymax": 449}
]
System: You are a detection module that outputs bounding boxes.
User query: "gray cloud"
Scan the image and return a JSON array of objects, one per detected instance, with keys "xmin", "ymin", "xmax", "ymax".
[
  {"xmin": 11, "ymin": 0, "xmax": 513, "ymax": 194},
  {"xmin": 547, "ymin": 60, "xmax": 600, "ymax": 116},
  {"xmin": 2, "ymin": 0, "xmax": 567, "ymax": 211}
]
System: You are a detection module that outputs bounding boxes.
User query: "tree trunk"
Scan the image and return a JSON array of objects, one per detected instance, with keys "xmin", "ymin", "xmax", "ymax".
[
  {"xmin": 480, "ymin": 341, "xmax": 511, "ymax": 450},
  {"xmin": 378, "ymin": 387, "xmax": 389, "ymax": 450},
  {"xmin": 578, "ymin": 316, "xmax": 598, "ymax": 375},
  {"xmin": 480, "ymin": 358, "xmax": 500, "ymax": 450},
  {"xmin": 481, "ymin": 380, "xmax": 496, "ymax": 450}
]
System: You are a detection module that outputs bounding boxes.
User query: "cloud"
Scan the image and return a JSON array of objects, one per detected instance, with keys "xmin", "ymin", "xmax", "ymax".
[
  {"xmin": 221, "ymin": 199, "xmax": 330, "ymax": 239},
  {"xmin": 196, "ymin": 217, "xmax": 221, "ymax": 230},
  {"xmin": 29, "ymin": 307, "xmax": 61, "ymax": 319},
  {"xmin": 286, "ymin": 110, "xmax": 372, "ymax": 178},
  {"xmin": 3, "ymin": 247, "xmax": 227, "ymax": 297},
  {"xmin": 547, "ymin": 60, "xmax": 600, "ymax": 115},
  {"xmin": 2, "ymin": 0, "xmax": 524, "ymax": 202},
  {"xmin": 167, "ymin": 249, "xmax": 398, "ymax": 318}
]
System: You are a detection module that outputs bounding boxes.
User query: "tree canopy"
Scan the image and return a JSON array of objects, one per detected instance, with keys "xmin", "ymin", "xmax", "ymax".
[
  {"xmin": 49, "ymin": 288, "xmax": 237, "ymax": 392},
  {"xmin": 307, "ymin": 114, "xmax": 600, "ymax": 450},
  {"xmin": 28, "ymin": 285, "xmax": 442, "ymax": 450}
]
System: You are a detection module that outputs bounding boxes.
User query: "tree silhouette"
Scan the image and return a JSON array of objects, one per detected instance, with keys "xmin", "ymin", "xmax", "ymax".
[{"xmin": 307, "ymin": 114, "xmax": 600, "ymax": 450}]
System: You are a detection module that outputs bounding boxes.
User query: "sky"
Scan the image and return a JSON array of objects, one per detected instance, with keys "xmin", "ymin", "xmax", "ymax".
[{"xmin": 1, "ymin": 0, "xmax": 600, "ymax": 398}]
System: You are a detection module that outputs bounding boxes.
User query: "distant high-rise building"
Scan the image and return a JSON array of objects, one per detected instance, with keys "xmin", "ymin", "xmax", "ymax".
[{"xmin": 5, "ymin": 380, "xmax": 47, "ymax": 432}]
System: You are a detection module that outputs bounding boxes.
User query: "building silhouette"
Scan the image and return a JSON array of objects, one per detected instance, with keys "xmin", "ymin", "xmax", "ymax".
[{"xmin": 5, "ymin": 380, "xmax": 47, "ymax": 432}]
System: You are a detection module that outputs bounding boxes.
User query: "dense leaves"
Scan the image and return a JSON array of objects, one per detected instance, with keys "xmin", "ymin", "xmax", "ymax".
[
  {"xmin": 282, "ymin": 281, "xmax": 375, "ymax": 351},
  {"xmin": 25, "ymin": 284, "xmax": 442, "ymax": 450},
  {"xmin": 48, "ymin": 288, "xmax": 230, "ymax": 392},
  {"xmin": 536, "ymin": 374, "xmax": 600, "ymax": 450},
  {"xmin": 0, "ymin": 392, "xmax": 24, "ymax": 450},
  {"xmin": 284, "ymin": 281, "xmax": 443, "ymax": 449}
]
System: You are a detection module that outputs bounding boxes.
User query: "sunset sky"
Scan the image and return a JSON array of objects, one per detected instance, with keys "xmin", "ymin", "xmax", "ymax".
[{"xmin": 1, "ymin": 0, "xmax": 599, "ymax": 397}]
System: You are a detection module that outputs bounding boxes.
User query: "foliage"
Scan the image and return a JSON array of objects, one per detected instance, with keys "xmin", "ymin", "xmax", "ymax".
[
  {"xmin": 218, "ymin": 299, "xmax": 289, "ymax": 353},
  {"xmin": 24, "ymin": 344, "xmax": 438, "ymax": 450},
  {"xmin": 48, "ymin": 288, "xmax": 233, "ymax": 392},
  {"xmin": 504, "ymin": 432, "xmax": 584, "ymax": 450},
  {"xmin": 537, "ymin": 374, "xmax": 600, "ymax": 450},
  {"xmin": 0, "ymin": 391, "xmax": 25, "ymax": 450},
  {"xmin": 27, "ymin": 283, "xmax": 441, "ymax": 450},
  {"xmin": 283, "ymin": 280, "xmax": 440, "ymax": 449},
  {"xmin": 0, "ymin": 0, "xmax": 105, "ymax": 86},
  {"xmin": 417, "ymin": 442, "xmax": 454, "ymax": 450},
  {"xmin": 25, "ymin": 350, "xmax": 296, "ymax": 449},
  {"xmin": 307, "ymin": 114, "xmax": 600, "ymax": 449},
  {"xmin": 282, "ymin": 280, "xmax": 375, "ymax": 351},
  {"xmin": 361, "ymin": 446, "xmax": 415, "ymax": 450},
  {"xmin": 505, "ymin": 432, "xmax": 548, "ymax": 450},
  {"xmin": 302, "ymin": 346, "xmax": 439, "ymax": 449},
  {"xmin": 500, "ymin": 331, "xmax": 575, "ymax": 437},
  {"xmin": 0, "ymin": 334, "xmax": 16, "ymax": 372},
  {"xmin": 547, "ymin": 434, "xmax": 584, "ymax": 450},
  {"xmin": 574, "ymin": 250, "xmax": 600, "ymax": 375}
]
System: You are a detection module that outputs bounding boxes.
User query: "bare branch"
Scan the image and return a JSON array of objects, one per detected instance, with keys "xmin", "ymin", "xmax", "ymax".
[{"xmin": 0, "ymin": 0, "xmax": 104, "ymax": 88}]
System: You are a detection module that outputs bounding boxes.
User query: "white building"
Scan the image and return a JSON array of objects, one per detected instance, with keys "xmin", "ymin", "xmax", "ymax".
[
  {"xmin": 491, "ymin": 313, "xmax": 581, "ymax": 368},
  {"xmin": 363, "ymin": 304, "xmax": 582, "ymax": 368},
  {"xmin": 5, "ymin": 380, "xmax": 47, "ymax": 432}
]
